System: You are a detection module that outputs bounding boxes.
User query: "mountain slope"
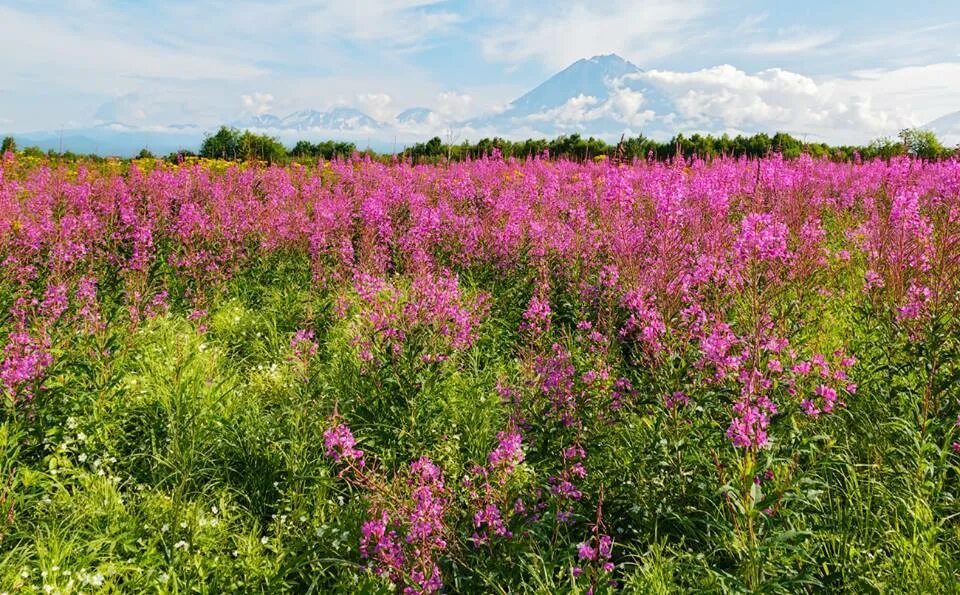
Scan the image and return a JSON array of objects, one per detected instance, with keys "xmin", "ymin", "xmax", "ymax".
[
  {"xmin": 231, "ymin": 108, "xmax": 383, "ymax": 132},
  {"xmin": 396, "ymin": 107, "xmax": 436, "ymax": 126},
  {"xmin": 282, "ymin": 107, "xmax": 382, "ymax": 131},
  {"xmin": 509, "ymin": 54, "xmax": 642, "ymax": 115},
  {"xmin": 233, "ymin": 114, "xmax": 284, "ymax": 128},
  {"xmin": 925, "ymin": 111, "xmax": 960, "ymax": 142},
  {"xmin": 466, "ymin": 54, "xmax": 674, "ymax": 136}
]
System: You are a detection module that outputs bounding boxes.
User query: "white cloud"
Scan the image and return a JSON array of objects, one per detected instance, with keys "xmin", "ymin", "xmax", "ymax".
[
  {"xmin": 634, "ymin": 66, "xmax": 872, "ymax": 138},
  {"xmin": 840, "ymin": 62, "xmax": 960, "ymax": 124},
  {"xmin": 527, "ymin": 94, "xmax": 601, "ymax": 125},
  {"xmin": 0, "ymin": 2, "xmax": 463, "ymax": 131},
  {"xmin": 0, "ymin": 6, "xmax": 264, "ymax": 86},
  {"xmin": 355, "ymin": 93, "xmax": 394, "ymax": 121},
  {"xmin": 91, "ymin": 92, "xmax": 209, "ymax": 127},
  {"xmin": 390, "ymin": 91, "xmax": 476, "ymax": 134},
  {"xmin": 241, "ymin": 92, "xmax": 275, "ymax": 115},
  {"xmin": 626, "ymin": 62, "xmax": 960, "ymax": 142},
  {"xmin": 147, "ymin": 1, "xmax": 461, "ymax": 56},
  {"xmin": 5, "ymin": 0, "xmax": 959, "ymax": 147},
  {"xmin": 744, "ymin": 30, "xmax": 838, "ymax": 55},
  {"xmin": 734, "ymin": 13, "xmax": 768, "ymax": 35},
  {"xmin": 454, "ymin": 61, "xmax": 960, "ymax": 143},
  {"xmin": 637, "ymin": 66, "xmax": 824, "ymax": 130},
  {"xmin": 481, "ymin": 0, "xmax": 711, "ymax": 69},
  {"xmin": 522, "ymin": 78, "xmax": 657, "ymax": 129},
  {"xmin": 433, "ymin": 92, "xmax": 474, "ymax": 120},
  {"xmin": 823, "ymin": 21, "xmax": 960, "ymax": 69},
  {"xmin": 602, "ymin": 83, "xmax": 656, "ymax": 127},
  {"xmin": 297, "ymin": 0, "xmax": 460, "ymax": 49}
]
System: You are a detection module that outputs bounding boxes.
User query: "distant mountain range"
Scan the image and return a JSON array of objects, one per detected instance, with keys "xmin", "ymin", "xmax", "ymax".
[
  {"xmin": 234, "ymin": 107, "xmax": 383, "ymax": 132},
  {"xmin": 7, "ymin": 123, "xmax": 205, "ymax": 156},
  {"xmin": 7, "ymin": 53, "xmax": 959, "ymax": 156},
  {"xmin": 228, "ymin": 54, "xmax": 675, "ymax": 137}
]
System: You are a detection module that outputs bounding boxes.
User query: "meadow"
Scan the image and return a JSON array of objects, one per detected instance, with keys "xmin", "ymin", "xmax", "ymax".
[{"xmin": 1, "ymin": 150, "xmax": 959, "ymax": 593}]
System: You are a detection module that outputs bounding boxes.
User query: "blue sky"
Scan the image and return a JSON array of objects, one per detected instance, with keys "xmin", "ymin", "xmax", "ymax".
[{"xmin": 2, "ymin": 0, "xmax": 960, "ymax": 142}]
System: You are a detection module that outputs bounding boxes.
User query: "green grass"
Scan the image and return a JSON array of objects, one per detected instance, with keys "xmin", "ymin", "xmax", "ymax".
[{"xmin": 1, "ymin": 264, "xmax": 959, "ymax": 594}]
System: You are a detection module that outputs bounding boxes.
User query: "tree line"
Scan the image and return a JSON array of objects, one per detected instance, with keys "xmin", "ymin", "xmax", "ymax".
[
  {"xmin": 2, "ymin": 126, "xmax": 954, "ymax": 165},
  {"xmin": 402, "ymin": 128, "xmax": 951, "ymax": 163}
]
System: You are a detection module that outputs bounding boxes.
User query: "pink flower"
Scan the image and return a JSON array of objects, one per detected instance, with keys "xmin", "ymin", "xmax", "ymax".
[
  {"xmin": 734, "ymin": 213, "xmax": 790, "ymax": 264},
  {"xmin": 323, "ymin": 424, "xmax": 365, "ymax": 465},
  {"xmin": 521, "ymin": 292, "xmax": 551, "ymax": 336},
  {"xmin": 488, "ymin": 431, "xmax": 524, "ymax": 473},
  {"xmin": 598, "ymin": 534, "xmax": 613, "ymax": 559},
  {"xmin": 664, "ymin": 391, "xmax": 690, "ymax": 410},
  {"xmin": 577, "ymin": 542, "xmax": 597, "ymax": 561}
]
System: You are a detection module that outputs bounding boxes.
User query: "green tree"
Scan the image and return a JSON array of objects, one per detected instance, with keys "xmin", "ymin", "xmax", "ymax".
[
  {"xmin": 409, "ymin": 136, "xmax": 445, "ymax": 162},
  {"xmin": 290, "ymin": 140, "xmax": 316, "ymax": 159},
  {"xmin": 747, "ymin": 132, "xmax": 773, "ymax": 157},
  {"xmin": 1, "ymin": 136, "xmax": 15, "ymax": 154},
  {"xmin": 200, "ymin": 126, "xmax": 241, "ymax": 159},
  {"xmin": 898, "ymin": 128, "xmax": 945, "ymax": 160},
  {"xmin": 238, "ymin": 130, "xmax": 287, "ymax": 163},
  {"xmin": 333, "ymin": 141, "xmax": 356, "ymax": 159},
  {"xmin": 864, "ymin": 136, "xmax": 904, "ymax": 160},
  {"xmin": 771, "ymin": 132, "xmax": 802, "ymax": 159},
  {"xmin": 424, "ymin": 136, "xmax": 444, "ymax": 157}
]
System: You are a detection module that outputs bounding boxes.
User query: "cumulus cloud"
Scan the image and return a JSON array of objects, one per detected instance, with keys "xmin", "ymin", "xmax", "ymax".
[
  {"xmin": 840, "ymin": 62, "xmax": 960, "ymax": 125},
  {"xmin": 527, "ymin": 94, "xmax": 602, "ymax": 126},
  {"xmin": 601, "ymin": 82, "xmax": 657, "ymax": 127},
  {"xmin": 521, "ymin": 84, "xmax": 656, "ymax": 131},
  {"xmin": 390, "ymin": 91, "xmax": 476, "ymax": 134},
  {"xmin": 356, "ymin": 93, "xmax": 394, "ymax": 121},
  {"xmin": 433, "ymin": 91, "xmax": 474, "ymax": 120},
  {"xmin": 468, "ymin": 61, "xmax": 960, "ymax": 143},
  {"xmin": 241, "ymin": 92, "xmax": 275, "ymax": 115},
  {"xmin": 630, "ymin": 65, "xmax": 921, "ymax": 140},
  {"xmin": 638, "ymin": 66, "xmax": 820, "ymax": 126}
]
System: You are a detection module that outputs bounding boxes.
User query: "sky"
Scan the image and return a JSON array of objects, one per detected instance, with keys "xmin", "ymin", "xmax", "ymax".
[{"xmin": 2, "ymin": 0, "xmax": 960, "ymax": 144}]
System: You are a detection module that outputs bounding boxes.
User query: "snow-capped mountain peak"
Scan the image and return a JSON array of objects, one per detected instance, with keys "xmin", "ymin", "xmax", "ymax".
[
  {"xmin": 508, "ymin": 54, "xmax": 643, "ymax": 115},
  {"xmin": 465, "ymin": 53, "xmax": 672, "ymax": 136}
]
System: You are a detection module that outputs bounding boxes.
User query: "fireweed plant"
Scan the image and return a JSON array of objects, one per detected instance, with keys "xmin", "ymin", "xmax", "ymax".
[{"xmin": 0, "ymin": 150, "xmax": 959, "ymax": 591}]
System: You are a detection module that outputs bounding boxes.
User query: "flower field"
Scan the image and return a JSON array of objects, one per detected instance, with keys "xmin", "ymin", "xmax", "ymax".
[{"xmin": 1, "ymin": 150, "xmax": 960, "ymax": 592}]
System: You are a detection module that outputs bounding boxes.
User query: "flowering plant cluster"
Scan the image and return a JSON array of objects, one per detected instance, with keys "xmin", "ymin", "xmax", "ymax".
[
  {"xmin": 324, "ymin": 423, "xmax": 449, "ymax": 593},
  {"xmin": 3, "ymin": 153, "xmax": 960, "ymax": 592},
  {"xmin": 335, "ymin": 269, "xmax": 489, "ymax": 369}
]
